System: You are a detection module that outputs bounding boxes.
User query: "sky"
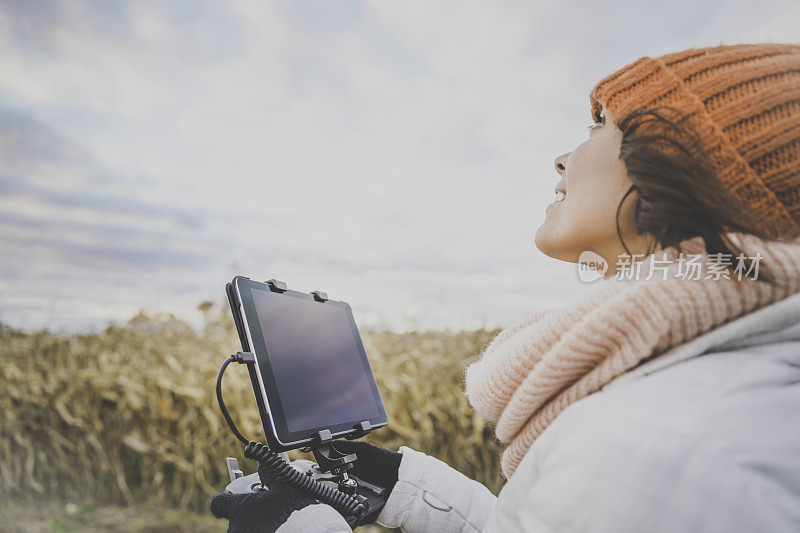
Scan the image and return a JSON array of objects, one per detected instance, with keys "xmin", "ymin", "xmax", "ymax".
[{"xmin": 1, "ymin": 0, "xmax": 799, "ymax": 332}]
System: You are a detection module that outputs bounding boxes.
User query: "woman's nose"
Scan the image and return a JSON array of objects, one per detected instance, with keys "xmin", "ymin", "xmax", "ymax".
[{"xmin": 554, "ymin": 152, "xmax": 570, "ymax": 175}]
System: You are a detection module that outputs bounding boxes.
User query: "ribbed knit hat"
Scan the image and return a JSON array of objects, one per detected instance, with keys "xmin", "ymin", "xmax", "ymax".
[{"xmin": 589, "ymin": 43, "xmax": 800, "ymax": 239}]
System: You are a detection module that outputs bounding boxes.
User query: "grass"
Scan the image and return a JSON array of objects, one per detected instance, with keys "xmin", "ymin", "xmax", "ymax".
[
  {"xmin": 0, "ymin": 304, "xmax": 504, "ymax": 527},
  {"xmin": 0, "ymin": 497, "xmax": 225, "ymax": 533}
]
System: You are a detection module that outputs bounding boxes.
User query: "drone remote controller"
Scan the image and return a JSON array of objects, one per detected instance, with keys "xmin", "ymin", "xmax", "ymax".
[{"xmin": 222, "ymin": 455, "xmax": 389, "ymax": 526}]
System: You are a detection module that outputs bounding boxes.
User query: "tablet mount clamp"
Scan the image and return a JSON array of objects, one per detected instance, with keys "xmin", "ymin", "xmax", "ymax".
[{"xmin": 215, "ymin": 350, "xmax": 388, "ymax": 529}]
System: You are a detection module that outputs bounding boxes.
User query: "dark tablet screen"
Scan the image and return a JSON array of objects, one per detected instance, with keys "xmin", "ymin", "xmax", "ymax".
[{"xmin": 236, "ymin": 278, "xmax": 387, "ymax": 447}]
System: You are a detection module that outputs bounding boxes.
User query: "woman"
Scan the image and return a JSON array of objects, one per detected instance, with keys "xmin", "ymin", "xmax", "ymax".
[{"xmin": 211, "ymin": 42, "xmax": 800, "ymax": 532}]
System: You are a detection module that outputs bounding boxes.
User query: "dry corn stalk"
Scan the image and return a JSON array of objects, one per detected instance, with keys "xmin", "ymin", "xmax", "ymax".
[{"xmin": 0, "ymin": 307, "xmax": 503, "ymax": 511}]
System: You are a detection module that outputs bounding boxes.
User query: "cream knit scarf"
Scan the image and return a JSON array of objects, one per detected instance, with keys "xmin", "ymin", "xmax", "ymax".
[{"xmin": 465, "ymin": 234, "xmax": 800, "ymax": 478}]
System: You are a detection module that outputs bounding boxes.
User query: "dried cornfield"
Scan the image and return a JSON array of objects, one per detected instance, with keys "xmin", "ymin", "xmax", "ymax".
[{"xmin": 0, "ymin": 306, "xmax": 504, "ymax": 512}]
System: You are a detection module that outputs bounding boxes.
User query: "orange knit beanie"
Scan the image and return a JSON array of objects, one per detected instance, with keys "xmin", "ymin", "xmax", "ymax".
[{"xmin": 589, "ymin": 43, "xmax": 800, "ymax": 239}]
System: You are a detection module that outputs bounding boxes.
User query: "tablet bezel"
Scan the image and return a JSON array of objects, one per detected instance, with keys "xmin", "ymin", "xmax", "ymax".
[{"xmin": 232, "ymin": 276, "xmax": 388, "ymax": 450}]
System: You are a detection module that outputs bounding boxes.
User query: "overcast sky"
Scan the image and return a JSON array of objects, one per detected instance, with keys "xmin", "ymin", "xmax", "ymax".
[{"xmin": 1, "ymin": 0, "xmax": 798, "ymax": 332}]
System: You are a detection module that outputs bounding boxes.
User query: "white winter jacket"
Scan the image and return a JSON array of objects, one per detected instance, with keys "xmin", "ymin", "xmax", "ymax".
[{"xmin": 279, "ymin": 291, "xmax": 800, "ymax": 532}]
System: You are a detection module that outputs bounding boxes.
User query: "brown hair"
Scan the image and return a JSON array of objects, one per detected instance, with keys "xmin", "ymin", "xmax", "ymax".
[{"xmin": 611, "ymin": 105, "xmax": 783, "ymax": 283}]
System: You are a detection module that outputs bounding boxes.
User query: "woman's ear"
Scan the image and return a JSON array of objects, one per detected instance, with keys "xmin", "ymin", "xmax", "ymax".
[{"xmin": 615, "ymin": 184, "xmax": 658, "ymax": 259}]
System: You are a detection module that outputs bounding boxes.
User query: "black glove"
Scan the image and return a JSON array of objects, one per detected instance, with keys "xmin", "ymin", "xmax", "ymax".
[
  {"xmin": 326, "ymin": 440, "xmax": 403, "ymax": 526},
  {"xmin": 331, "ymin": 440, "xmax": 402, "ymax": 495},
  {"xmin": 209, "ymin": 461, "xmax": 317, "ymax": 533}
]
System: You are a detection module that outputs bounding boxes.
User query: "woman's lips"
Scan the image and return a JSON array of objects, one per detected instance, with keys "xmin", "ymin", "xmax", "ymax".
[
  {"xmin": 546, "ymin": 195, "xmax": 565, "ymax": 211},
  {"xmin": 548, "ymin": 185, "xmax": 566, "ymax": 209},
  {"xmin": 547, "ymin": 179, "xmax": 567, "ymax": 211},
  {"xmin": 554, "ymin": 179, "xmax": 567, "ymax": 201}
]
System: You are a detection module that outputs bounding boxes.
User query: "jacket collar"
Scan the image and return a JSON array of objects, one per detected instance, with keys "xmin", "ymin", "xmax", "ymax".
[{"xmin": 603, "ymin": 291, "xmax": 800, "ymax": 391}]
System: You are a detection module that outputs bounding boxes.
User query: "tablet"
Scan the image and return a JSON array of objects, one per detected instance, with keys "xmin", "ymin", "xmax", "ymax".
[{"xmin": 229, "ymin": 276, "xmax": 388, "ymax": 451}]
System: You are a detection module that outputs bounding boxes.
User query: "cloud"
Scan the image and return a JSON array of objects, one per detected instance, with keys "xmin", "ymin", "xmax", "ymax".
[{"xmin": 0, "ymin": 0, "xmax": 798, "ymax": 331}]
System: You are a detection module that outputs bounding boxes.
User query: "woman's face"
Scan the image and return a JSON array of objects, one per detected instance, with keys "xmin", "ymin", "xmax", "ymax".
[{"xmin": 534, "ymin": 109, "xmax": 647, "ymax": 272}]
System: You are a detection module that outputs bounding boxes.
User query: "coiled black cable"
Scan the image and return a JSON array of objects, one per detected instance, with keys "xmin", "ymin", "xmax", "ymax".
[
  {"xmin": 216, "ymin": 354, "xmax": 365, "ymax": 521},
  {"xmin": 243, "ymin": 441, "xmax": 364, "ymax": 518}
]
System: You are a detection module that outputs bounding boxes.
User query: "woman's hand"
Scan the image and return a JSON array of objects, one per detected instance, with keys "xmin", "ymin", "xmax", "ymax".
[
  {"xmin": 331, "ymin": 440, "xmax": 403, "ymax": 494},
  {"xmin": 209, "ymin": 479, "xmax": 317, "ymax": 533},
  {"xmin": 209, "ymin": 442, "xmax": 401, "ymax": 532},
  {"xmin": 209, "ymin": 441, "xmax": 402, "ymax": 531}
]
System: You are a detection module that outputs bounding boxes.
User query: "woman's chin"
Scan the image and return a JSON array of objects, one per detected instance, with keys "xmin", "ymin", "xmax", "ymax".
[
  {"xmin": 534, "ymin": 224, "xmax": 561, "ymax": 257},
  {"xmin": 535, "ymin": 224, "xmax": 579, "ymax": 262}
]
